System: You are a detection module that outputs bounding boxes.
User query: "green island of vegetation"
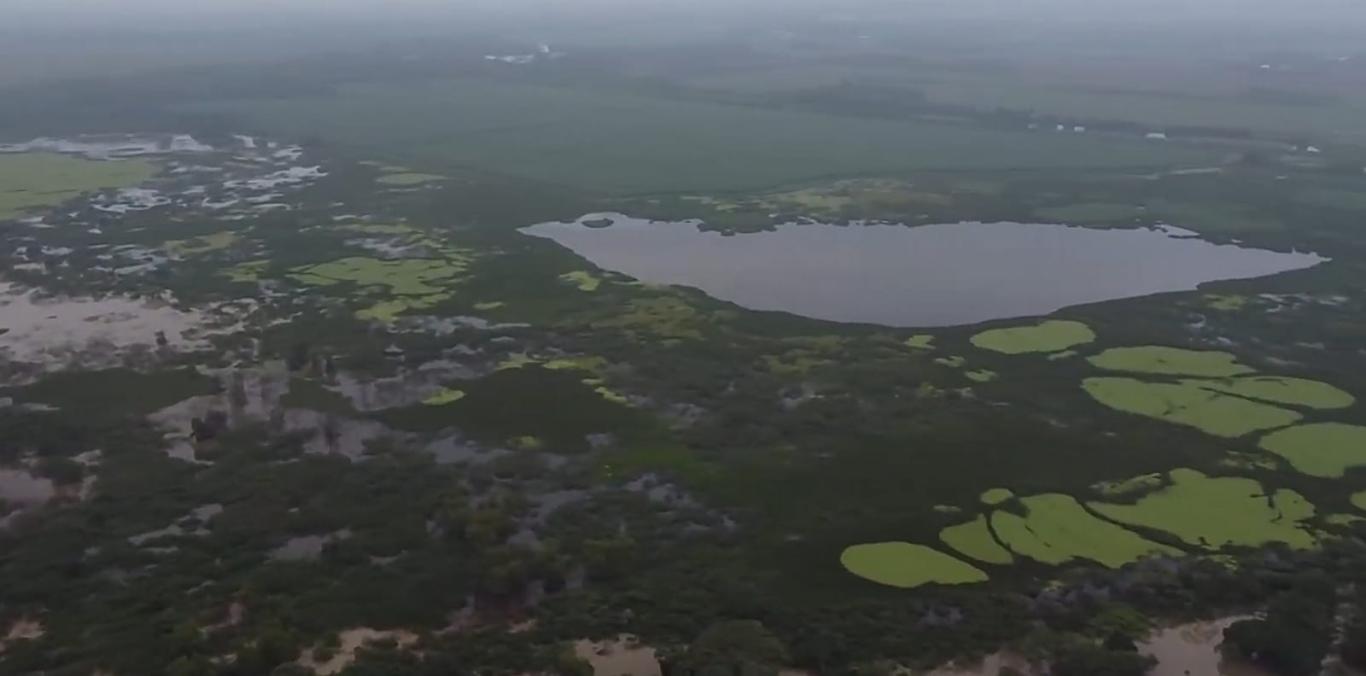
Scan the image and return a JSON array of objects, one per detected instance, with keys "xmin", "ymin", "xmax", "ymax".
[
  {"xmin": 1089, "ymin": 469, "xmax": 1317, "ymax": 549},
  {"xmin": 1259, "ymin": 423, "xmax": 1366, "ymax": 478},
  {"xmin": 840, "ymin": 542, "xmax": 988, "ymax": 588},
  {"xmin": 990, "ymin": 494, "xmax": 1179, "ymax": 568},
  {"xmin": 970, "ymin": 319, "xmax": 1096, "ymax": 354},
  {"xmin": 1082, "ymin": 377, "xmax": 1303, "ymax": 437},
  {"xmin": 0, "ymin": 153, "xmax": 158, "ymax": 219},
  {"xmin": 1087, "ymin": 346, "xmax": 1255, "ymax": 377}
]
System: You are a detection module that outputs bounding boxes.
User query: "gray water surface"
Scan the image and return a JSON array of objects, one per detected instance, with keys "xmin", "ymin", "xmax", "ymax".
[{"xmin": 522, "ymin": 214, "xmax": 1325, "ymax": 327}]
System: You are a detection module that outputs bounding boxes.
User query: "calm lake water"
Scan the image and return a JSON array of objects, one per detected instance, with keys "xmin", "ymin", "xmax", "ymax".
[{"xmin": 522, "ymin": 214, "xmax": 1325, "ymax": 327}]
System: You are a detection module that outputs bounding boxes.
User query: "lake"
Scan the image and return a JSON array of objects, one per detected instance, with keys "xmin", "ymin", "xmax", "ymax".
[{"xmin": 522, "ymin": 214, "xmax": 1325, "ymax": 327}]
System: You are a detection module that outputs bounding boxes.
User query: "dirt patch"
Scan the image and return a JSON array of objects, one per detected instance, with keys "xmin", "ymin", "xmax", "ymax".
[
  {"xmin": 573, "ymin": 635, "xmax": 661, "ymax": 676},
  {"xmin": 297, "ymin": 627, "xmax": 419, "ymax": 676},
  {"xmin": 0, "ymin": 618, "xmax": 45, "ymax": 653}
]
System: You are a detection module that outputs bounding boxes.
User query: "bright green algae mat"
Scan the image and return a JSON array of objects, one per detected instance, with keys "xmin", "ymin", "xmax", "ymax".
[
  {"xmin": 980, "ymin": 488, "xmax": 1015, "ymax": 505},
  {"xmin": 1082, "ymin": 377, "xmax": 1302, "ymax": 437},
  {"xmin": 1258, "ymin": 423, "xmax": 1366, "ymax": 478},
  {"xmin": 0, "ymin": 153, "xmax": 158, "ymax": 219},
  {"xmin": 990, "ymin": 494, "xmax": 1178, "ymax": 568},
  {"xmin": 290, "ymin": 256, "xmax": 464, "ymax": 295},
  {"xmin": 1087, "ymin": 346, "xmax": 1254, "ymax": 377},
  {"xmin": 840, "ymin": 542, "xmax": 987, "ymax": 588},
  {"xmin": 1088, "ymin": 469, "xmax": 1316, "ymax": 550},
  {"xmin": 940, "ymin": 516, "xmax": 1013, "ymax": 565},
  {"xmin": 970, "ymin": 320, "xmax": 1096, "ymax": 355},
  {"xmin": 1353, "ymin": 492, "xmax": 1366, "ymax": 511},
  {"xmin": 1190, "ymin": 376, "xmax": 1354, "ymax": 410}
]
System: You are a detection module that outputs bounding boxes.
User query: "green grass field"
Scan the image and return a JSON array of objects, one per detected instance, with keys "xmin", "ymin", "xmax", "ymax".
[
  {"xmin": 990, "ymin": 494, "xmax": 1178, "ymax": 568},
  {"xmin": 840, "ymin": 542, "xmax": 988, "ymax": 588},
  {"xmin": 1082, "ymin": 377, "xmax": 1302, "ymax": 438},
  {"xmin": 0, "ymin": 153, "xmax": 157, "ymax": 220},
  {"xmin": 971, "ymin": 320, "xmax": 1095, "ymax": 355},
  {"xmin": 1259, "ymin": 424, "xmax": 1366, "ymax": 479},
  {"xmin": 1089, "ymin": 469, "xmax": 1316, "ymax": 550},
  {"xmin": 191, "ymin": 79, "xmax": 1217, "ymax": 195}
]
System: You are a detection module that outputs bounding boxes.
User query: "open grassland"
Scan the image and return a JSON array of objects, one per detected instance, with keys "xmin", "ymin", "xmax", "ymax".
[
  {"xmin": 970, "ymin": 320, "xmax": 1095, "ymax": 355},
  {"xmin": 190, "ymin": 79, "xmax": 1217, "ymax": 195},
  {"xmin": 939, "ymin": 515, "xmax": 1014, "ymax": 565},
  {"xmin": 839, "ymin": 542, "xmax": 987, "ymax": 589},
  {"xmin": 915, "ymin": 78, "xmax": 1366, "ymax": 142},
  {"xmin": 1259, "ymin": 423, "xmax": 1366, "ymax": 479},
  {"xmin": 1082, "ymin": 377, "xmax": 1303, "ymax": 438},
  {"xmin": 1194, "ymin": 377, "xmax": 1354, "ymax": 410},
  {"xmin": 1089, "ymin": 469, "xmax": 1317, "ymax": 550},
  {"xmin": 1087, "ymin": 346, "xmax": 1254, "ymax": 377},
  {"xmin": 0, "ymin": 153, "xmax": 157, "ymax": 220},
  {"xmin": 990, "ymin": 494, "xmax": 1178, "ymax": 568}
]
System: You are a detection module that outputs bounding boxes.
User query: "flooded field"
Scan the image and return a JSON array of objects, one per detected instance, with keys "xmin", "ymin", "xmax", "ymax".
[
  {"xmin": 0, "ymin": 283, "xmax": 212, "ymax": 379},
  {"xmin": 523, "ymin": 215, "xmax": 1324, "ymax": 326}
]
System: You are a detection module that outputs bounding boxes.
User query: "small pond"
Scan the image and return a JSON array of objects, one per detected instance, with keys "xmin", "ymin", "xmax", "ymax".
[{"xmin": 522, "ymin": 214, "xmax": 1325, "ymax": 327}]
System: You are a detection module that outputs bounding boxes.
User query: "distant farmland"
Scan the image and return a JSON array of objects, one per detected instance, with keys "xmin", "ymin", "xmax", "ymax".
[{"xmin": 193, "ymin": 78, "xmax": 1217, "ymax": 195}]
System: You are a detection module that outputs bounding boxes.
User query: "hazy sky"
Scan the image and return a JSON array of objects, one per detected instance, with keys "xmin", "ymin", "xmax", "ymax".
[
  {"xmin": 5, "ymin": 0, "xmax": 1365, "ymax": 48},
  {"xmin": 8, "ymin": 0, "xmax": 1366, "ymax": 21}
]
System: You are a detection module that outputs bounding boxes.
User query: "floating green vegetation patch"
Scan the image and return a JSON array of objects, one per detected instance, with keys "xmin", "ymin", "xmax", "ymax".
[
  {"xmin": 940, "ymin": 516, "xmax": 1013, "ymax": 565},
  {"xmin": 0, "ymin": 153, "xmax": 158, "ymax": 219},
  {"xmin": 1089, "ymin": 469, "xmax": 1316, "ymax": 550},
  {"xmin": 1258, "ymin": 424, "xmax": 1366, "ymax": 479},
  {"xmin": 222, "ymin": 259, "xmax": 270, "ymax": 283},
  {"xmin": 763, "ymin": 351, "xmax": 832, "ymax": 376},
  {"xmin": 591, "ymin": 384, "xmax": 631, "ymax": 406},
  {"xmin": 337, "ymin": 223, "xmax": 417, "ymax": 235},
  {"xmin": 291, "ymin": 257, "xmax": 466, "ymax": 296},
  {"xmin": 560, "ymin": 270, "xmax": 602, "ymax": 292},
  {"xmin": 164, "ymin": 231, "xmax": 240, "ymax": 257},
  {"xmin": 981, "ymin": 488, "xmax": 1015, "ymax": 506},
  {"xmin": 1192, "ymin": 376, "xmax": 1354, "ymax": 410},
  {"xmin": 1035, "ymin": 202, "xmax": 1144, "ymax": 224},
  {"xmin": 1354, "ymin": 492, "xmax": 1366, "ymax": 512},
  {"xmin": 423, "ymin": 388, "xmax": 466, "ymax": 406},
  {"xmin": 376, "ymin": 172, "xmax": 445, "ymax": 186},
  {"xmin": 509, "ymin": 435, "xmax": 545, "ymax": 451},
  {"xmin": 990, "ymin": 494, "xmax": 1178, "ymax": 568},
  {"xmin": 840, "ymin": 542, "xmax": 987, "ymax": 589},
  {"xmin": 965, "ymin": 369, "xmax": 998, "ymax": 383},
  {"xmin": 970, "ymin": 320, "xmax": 1095, "ymax": 355},
  {"xmin": 1204, "ymin": 294, "xmax": 1250, "ymax": 311},
  {"xmin": 497, "ymin": 353, "xmax": 540, "ymax": 371},
  {"xmin": 543, "ymin": 356, "xmax": 609, "ymax": 373},
  {"xmin": 904, "ymin": 335, "xmax": 935, "ymax": 350},
  {"xmin": 1087, "ymin": 346, "xmax": 1254, "ymax": 377},
  {"xmin": 935, "ymin": 356, "xmax": 966, "ymax": 368},
  {"xmin": 1326, "ymin": 514, "xmax": 1366, "ymax": 527},
  {"xmin": 355, "ymin": 294, "xmax": 451, "ymax": 323},
  {"xmin": 591, "ymin": 296, "xmax": 704, "ymax": 340},
  {"xmin": 379, "ymin": 366, "xmax": 647, "ymax": 453},
  {"xmin": 1082, "ymin": 377, "xmax": 1301, "ymax": 437}
]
